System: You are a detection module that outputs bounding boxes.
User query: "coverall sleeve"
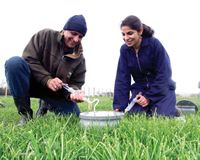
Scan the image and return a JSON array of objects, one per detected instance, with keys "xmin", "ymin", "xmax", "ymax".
[
  {"xmin": 113, "ymin": 47, "xmax": 131, "ymax": 111},
  {"xmin": 144, "ymin": 39, "xmax": 174, "ymax": 103}
]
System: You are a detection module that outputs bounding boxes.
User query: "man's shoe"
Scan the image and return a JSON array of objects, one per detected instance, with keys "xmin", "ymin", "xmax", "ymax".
[
  {"xmin": 36, "ymin": 99, "xmax": 49, "ymax": 117},
  {"xmin": 17, "ymin": 115, "xmax": 32, "ymax": 126},
  {"xmin": 36, "ymin": 106, "xmax": 48, "ymax": 117}
]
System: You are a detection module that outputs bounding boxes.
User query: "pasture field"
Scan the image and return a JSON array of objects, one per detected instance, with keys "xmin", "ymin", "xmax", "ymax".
[{"xmin": 0, "ymin": 95, "xmax": 200, "ymax": 160}]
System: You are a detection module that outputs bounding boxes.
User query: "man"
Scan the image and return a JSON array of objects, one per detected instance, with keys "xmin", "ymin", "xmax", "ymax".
[{"xmin": 5, "ymin": 15, "xmax": 87, "ymax": 125}]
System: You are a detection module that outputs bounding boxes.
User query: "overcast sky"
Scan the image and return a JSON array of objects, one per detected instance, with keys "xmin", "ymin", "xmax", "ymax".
[{"xmin": 0, "ymin": 0, "xmax": 200, "ymax": 94}]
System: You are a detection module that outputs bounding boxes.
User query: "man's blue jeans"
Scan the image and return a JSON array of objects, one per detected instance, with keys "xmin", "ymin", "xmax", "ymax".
[{"xmin": 5, "ymin": 56, "xmax": 80, "ymax": 116}]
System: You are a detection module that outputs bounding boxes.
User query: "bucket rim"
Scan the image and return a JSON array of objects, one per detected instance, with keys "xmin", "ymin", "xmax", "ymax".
[{"xmin": 79, "ymin": 111, "xmax": 124, "ymax": 120}]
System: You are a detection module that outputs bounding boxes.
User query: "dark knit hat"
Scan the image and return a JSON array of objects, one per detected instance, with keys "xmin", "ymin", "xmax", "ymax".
[{"xmin": 63, "ymin": 15, "xmax": 87, "ymax": 36}]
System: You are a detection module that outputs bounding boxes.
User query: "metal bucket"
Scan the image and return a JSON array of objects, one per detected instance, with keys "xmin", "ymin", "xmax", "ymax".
[
  {"xmin": 176, "ymin": 100, "xmax": 198, "ymax": 114},
  {"xmin": 79, "ymin": 111, "xmax": 124, "ymax": 127}
]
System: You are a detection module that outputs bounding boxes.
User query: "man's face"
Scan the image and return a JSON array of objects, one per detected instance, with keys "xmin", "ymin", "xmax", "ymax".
[{"xmin": 63, "ymin": 30, "xmax": 83, "ymax": 48}]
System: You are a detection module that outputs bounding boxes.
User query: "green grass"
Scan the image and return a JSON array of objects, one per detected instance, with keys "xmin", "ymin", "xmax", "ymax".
[{"xmin": 0, "ymin": 96, "xmax": 200, "ymax": 159}]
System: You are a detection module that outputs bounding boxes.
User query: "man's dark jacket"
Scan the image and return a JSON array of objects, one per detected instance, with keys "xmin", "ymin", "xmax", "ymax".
[{"xmin": 22, "ymin": 29, "xmax": 86, "ymax": 99}]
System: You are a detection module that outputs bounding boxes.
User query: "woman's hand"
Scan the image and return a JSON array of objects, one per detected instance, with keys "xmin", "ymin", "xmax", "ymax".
[
  {"xmin": 115, "ymin": 108, "xmax": 120, "ymax": 112},
  {"xmin": 136, "ymin": 95, "xmax": 150, "ymax": 107},
  {"xmin": 47, "ymin": 78, "xmax": 63, "ymax": 91}
]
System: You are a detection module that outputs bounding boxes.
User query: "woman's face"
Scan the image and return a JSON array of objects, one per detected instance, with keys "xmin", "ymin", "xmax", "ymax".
[{"xmin": 121, "ymin": 26, "xmax": 142, "ymax": 48}]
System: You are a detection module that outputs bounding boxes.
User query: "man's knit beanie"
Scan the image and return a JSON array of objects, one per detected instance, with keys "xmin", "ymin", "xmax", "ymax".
[{"xmin": 63, "ymin": 15, "xmax": 87, "ymax": 36}]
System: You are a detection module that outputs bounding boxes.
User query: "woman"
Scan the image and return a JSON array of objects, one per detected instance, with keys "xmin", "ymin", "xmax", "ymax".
[{"xmin": 113, "ymin": 15, "xmax": 177, "ymax": 117}]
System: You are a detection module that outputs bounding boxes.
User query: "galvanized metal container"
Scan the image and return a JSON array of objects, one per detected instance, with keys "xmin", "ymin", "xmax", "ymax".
[
  {"xmin": 176, "ymin": 100, "xmax": 198, "ymax": 114},
  {"xmin": 79, "ymin": 111, "xmax": 124, "ymax": 127}
]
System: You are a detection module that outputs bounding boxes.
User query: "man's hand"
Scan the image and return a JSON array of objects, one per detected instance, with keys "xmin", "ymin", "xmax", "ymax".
[
  {"xmin": 70, "ymin": 90, "xmax": 85, "ymax": 102},
  {"xmin": 47, "ymin": 78, "xmax": 63, "ymax": 91}
]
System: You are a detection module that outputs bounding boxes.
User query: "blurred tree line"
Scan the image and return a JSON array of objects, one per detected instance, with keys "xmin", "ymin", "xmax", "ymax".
[{"xmin": 0, "ymin": 79, "xmax": 10, "ymax": 96}]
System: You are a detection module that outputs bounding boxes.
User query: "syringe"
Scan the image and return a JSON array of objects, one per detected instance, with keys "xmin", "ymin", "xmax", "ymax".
[
  {"xmin": 62, "ymin": 83, "xmax": 99, "ymax": 111},
  {"xmin": 124, "ymin": 92, "xmax": 142, "ymax": 113}
]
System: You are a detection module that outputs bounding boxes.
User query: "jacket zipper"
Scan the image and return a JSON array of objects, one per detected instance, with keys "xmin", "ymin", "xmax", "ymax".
[{"xmin": 135, "ymin": 52, "xmax": 149, "ymax": 89}]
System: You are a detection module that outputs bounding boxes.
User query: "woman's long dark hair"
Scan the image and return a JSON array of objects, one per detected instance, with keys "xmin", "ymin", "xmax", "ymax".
[{"xmin": 120, "ymin": 15, "xmax": 154, "ymax": 38}]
